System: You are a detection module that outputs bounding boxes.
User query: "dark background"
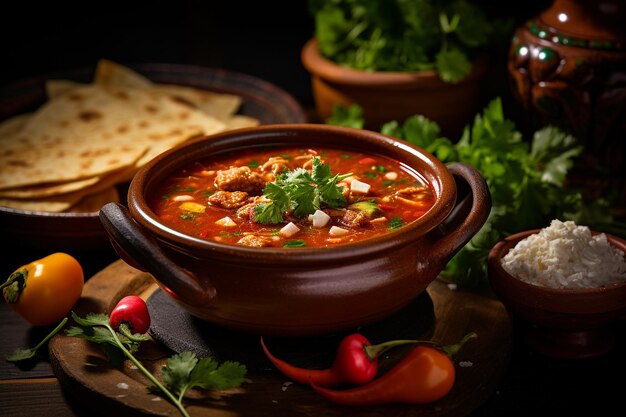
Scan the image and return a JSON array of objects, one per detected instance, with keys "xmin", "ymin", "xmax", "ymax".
[
  {"xmin": 8, "ymin": 3, "xmax": 623, "ymax": 417},
  {"xmin": 0, "ymin": 1, "xmax": 552, "ymax": 112}
]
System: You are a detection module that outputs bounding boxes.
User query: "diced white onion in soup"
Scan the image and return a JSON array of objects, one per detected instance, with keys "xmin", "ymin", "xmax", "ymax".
[
  {"xmin": 179, "ymin": 201, "xmax": 206, "ymax": 213},
  {"xmin": 215, "ymin": 216, "xmax": 237, "ymax": 227},
  {"xmin": 280, "ymin": 222, "xmax": 301, "ymax": 237},
  {"xmin": 329, "ymin": 226, "xmax": 349, "ymax": 236},
  {"xmin": 173, "ymin": 195, "xmax": 195, "ymax": 202},
  {"xmin": 312, "ymin": 210, "xmax": 331, "ymax": 227},
  {"xmin": 350, "ymin": 180, "xmax": 371, "ymax": 194},
  {"xmin": 384, "ymin": 172, "xmax": 398, "ymax": 180}
]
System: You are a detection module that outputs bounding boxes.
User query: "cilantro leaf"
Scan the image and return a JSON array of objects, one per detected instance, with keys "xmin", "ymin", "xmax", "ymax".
[
  {"xmin": 388, "ymin": 216, "xmax": 404, "ymax": 230},
  {"xmin": 284, "ymin": 239, "xmax": 307, "ymax": 248},
  {"xmin": 435, "ymin": 48, "xmax": 472, "ymax": 83},
  {"xmin": 190, "ymin": 359, "xmax": 247, "ymax": 391},
  {"xmin": 71, "ymin": 311, "xmax": 110, "ymax": 327},
  {"xmin": 162, "ymin": 351, "xmax": 198, "ymax": 395},
  {"xmin": 253, "ymin": 202, "xmax": 284, "ymax": 225},
  {"xmin": 325, "ymin": 104, "xmax": 364, "ymax": 128},
  {"xmin": 6, "ymin": 317, "xmax": 68, "ymax": 363},
  {"xmin": 160, "ymin": 352, "xmax": 247, "ymax": 398},
  {"xmin": 319, "ymin": 175, "xmax": 347, "ymax": 208},
  {"xmin": 254, "ymin": 157, "xmax": 349, "ymax": 224},
  {"xmin": 291, "ymin": 184, "xmax": 319, "ymax": 217},
  {"xmin": 528, "ymin": 126, "xmax": 582, "ymax": 185},
  {"xmin": 311, "ymin": 156, "xmax": 332, "ymax": 184}
]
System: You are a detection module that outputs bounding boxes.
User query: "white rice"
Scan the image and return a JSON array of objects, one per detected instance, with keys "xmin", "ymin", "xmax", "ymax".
[{"xmin": 500, "ymin": 219, "xmax": 626, "ymax": 289}]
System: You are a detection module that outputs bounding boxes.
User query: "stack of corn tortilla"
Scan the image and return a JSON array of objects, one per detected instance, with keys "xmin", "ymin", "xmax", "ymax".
[{"xmin": 0, "ymin": 59, "xmax": 259, "ymax": 212}]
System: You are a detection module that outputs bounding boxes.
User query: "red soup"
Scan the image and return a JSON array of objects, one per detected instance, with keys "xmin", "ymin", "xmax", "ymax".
[{"xmin": 148, "ymin": 147, "xmax": 436, "ymax": 248}]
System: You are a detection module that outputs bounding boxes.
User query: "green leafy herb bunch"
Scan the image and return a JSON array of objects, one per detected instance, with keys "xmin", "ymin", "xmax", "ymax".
[
  {"xmin": 308, "ymin": 0, "xmax": 510, "ymax": 82},
  {"xmin": 327, "ymin": 98, "xmax": 625, "ymax": 287}
]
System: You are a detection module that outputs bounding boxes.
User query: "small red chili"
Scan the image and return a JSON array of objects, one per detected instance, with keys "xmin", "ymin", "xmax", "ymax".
[
  {"xmin": 109, "ymin": 295, "xmax": 151, "ymax": 334},
  {"xmin": 261, "ymin": 334, "xmax": 422, "ymax": 387},
  {"xmin": 310, "ymin": 332, "xmax": 477, "ymax": 406}
]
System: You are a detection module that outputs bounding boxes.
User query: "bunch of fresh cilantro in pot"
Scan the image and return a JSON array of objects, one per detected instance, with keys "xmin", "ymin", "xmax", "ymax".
[
  {"xmin": 308, "ymin": 0, "xmax": 509, "ymax": 82},
  {"xmin": 327, "ymin": 98, "xmax": 625, "ymax": 287}
]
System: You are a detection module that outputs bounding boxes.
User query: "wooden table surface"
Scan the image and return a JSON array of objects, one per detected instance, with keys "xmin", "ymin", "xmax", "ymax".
[{"xmin": 1, "ymin": 246, "xmax": 625, "ymax": 417}]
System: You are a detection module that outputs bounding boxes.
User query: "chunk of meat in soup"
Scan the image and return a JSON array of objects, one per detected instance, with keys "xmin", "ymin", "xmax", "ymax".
[
  {"xmin": 208, "ymin": 191, "xmax": 250, "ymax": 209},
  {"xmin": 215, "ymin": 166, "xmax": 266, "ymax": 195}
]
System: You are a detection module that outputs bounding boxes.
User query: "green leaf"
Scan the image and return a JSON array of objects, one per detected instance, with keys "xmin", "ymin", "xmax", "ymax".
[
  {"xmin": 162, "ymin": 351, "xmax": 198, "ymax": 396},
  {"xmin": 291, "ymin": 185, "xmax": 319, "ymax": 216},
  {"xmin": 435, "ymin": 49, "xmax": 472, "ymax": 83},
  {"xmin": 71, "ymin": 311, "xmax": 110, "ymax": 327},
  {"xmin": 528, "ymin": 126, "xmax": 582, "ymax": 185},
  {"xmin": 311, "ymin": 157, "xmax": 332, "ymax": 184},
  {"xmin": 203, "ymin": 361, "xmax": 248, "ymax": 390},
  {"xmin": 319, "ymin": 175, "xmax": 347, "ymax": 209},
  {"xmin": 284, "ymin": 240, "xmax": 307, "ymax": 248},
  {"xmin": 399, "ymin": 114, "xmax": 442, "ymax": 148},
  {"xmin": 187, "ymin": 359, "xmax": 248, "ymax": 391},
  {"xmin": 447, "ymin": 0, "xmax": 492, "ymax": 47},
  {"xmin": 388, "ymin": 216, "xmax": 404, "ymax": 230},
  {"xmin": 253, "ymin": 202, "xmax": 285, "ymax": 225},
  {"xmin": 326, "ymin": 104, "xmax": 364, "ymax": 128},
  {"xmin": 160, "ymin": 353, "xmax": 247, "ymax": 398},
  {"xmin": 6, "ymin": 317, "xmax": 69, "ymax": 363}
]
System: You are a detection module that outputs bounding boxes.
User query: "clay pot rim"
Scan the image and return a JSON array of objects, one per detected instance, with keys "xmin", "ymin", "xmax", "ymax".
[
  {"xmin": 301, "ymin": 38, "xmax": 488, "ymax": 89},
  {"xmin": 488, "ymin": 229, "xmax": 626, "ymax": 314},
  {"xmin": 127, "ymin": 124, "xmax": 457, "ymax": 264}
]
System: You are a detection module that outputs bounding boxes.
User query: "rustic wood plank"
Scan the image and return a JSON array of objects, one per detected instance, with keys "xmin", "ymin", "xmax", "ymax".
[
  {"xmin": 0, "ymin": 378, "xmax": 80, "ymax": 417},
  {"xmin": 0, "ymin": 302, "xmax": 55, "ymax": 380}
]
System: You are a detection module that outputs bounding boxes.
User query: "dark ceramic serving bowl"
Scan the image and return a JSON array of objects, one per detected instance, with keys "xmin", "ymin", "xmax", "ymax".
[
  {"xmin": 488, "ymin": 229, "xmax": 626, "ymax": 359},
  {"xmin": 100, "ymin": 124, "xmax": 491, "ymax": 336}
]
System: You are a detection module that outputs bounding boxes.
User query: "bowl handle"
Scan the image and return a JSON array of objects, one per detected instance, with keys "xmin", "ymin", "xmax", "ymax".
[
  {"xmin": 99, "ymin": 202, "xmax": 215, "ymax": 307},
  {"xmin": 427, "ymin": 163, "xmax": 492, "ymax": 269}
]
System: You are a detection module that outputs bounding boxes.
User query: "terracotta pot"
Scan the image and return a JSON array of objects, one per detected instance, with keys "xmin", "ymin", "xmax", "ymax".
[
  {"xmin": 488, "ymin": 229, "xmax": 626, "ymax": 359},
  {"xmin": 99, "ymin": 124, "xmax": 491, "ymax": 336},
  {"xmin": 301, "ymin": 38, "xmax": 488, "ymax": 138}
]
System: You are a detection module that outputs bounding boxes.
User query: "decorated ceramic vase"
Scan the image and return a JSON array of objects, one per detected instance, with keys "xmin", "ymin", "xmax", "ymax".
[{"xmin": 508, "ymin": 0, "xmax": 626, "ymax": 179}]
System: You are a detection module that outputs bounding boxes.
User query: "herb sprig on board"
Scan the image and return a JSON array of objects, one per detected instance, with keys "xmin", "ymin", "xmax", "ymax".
[
  {"xmin": 254, "ymin": 156, "xmax": 351, "ymax": 224},
  {"xmin": 327, "ymin": 98, "xmax": 625, "ymax": 287},
  {"xmin": 309, "ymin": 0, "xmax": 511, "ymax": 82},
  {"xmin": 66, "ymin": 312, "xmax": 247, "ymax": 417}
]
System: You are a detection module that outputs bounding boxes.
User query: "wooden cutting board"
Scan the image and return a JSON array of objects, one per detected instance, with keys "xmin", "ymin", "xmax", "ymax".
[{"xmin": 49, "ymin": 259, "xmax": 511, "ymax": 417}]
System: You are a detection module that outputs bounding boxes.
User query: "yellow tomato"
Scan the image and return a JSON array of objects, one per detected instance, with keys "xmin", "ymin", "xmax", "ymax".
[{"xmin": 1, "ymin": 253, "xmax": 84, "ymax": 326}]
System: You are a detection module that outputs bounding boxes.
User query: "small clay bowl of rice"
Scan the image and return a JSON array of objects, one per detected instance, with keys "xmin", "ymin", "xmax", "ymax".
[{"xmin": 488, "ymin": 219, "xmax": 626, "ymax": 359}]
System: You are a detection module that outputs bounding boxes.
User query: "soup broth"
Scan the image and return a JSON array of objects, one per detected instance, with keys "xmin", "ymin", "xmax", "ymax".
[{"xmin": 148, "ymin": 147, "xmax": 435, "ymax": 248}]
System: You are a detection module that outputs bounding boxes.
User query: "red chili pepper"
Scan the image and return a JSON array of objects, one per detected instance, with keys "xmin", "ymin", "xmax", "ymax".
[
  {"xmin": 261, "ymin": 334, "xmax": 423, "ymax": 387},
  {"xmin": 109, "ymin": 295, "xmax": 151, "ymax": 334},
  {"xmin": 310, "ymin": 332, "xmax": 477, "ymax": 405}
]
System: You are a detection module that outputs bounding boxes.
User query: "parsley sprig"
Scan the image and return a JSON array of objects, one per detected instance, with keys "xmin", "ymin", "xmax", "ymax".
[
  {"xmin": 66, "ymin": 312, "xmax": 246, "ymax": 417},
  {"xmin": 254, "ymin": 156, "xmax": 351, "ymax": 224}
]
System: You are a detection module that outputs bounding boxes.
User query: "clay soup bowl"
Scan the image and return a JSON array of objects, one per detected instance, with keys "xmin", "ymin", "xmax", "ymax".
[{"xmin": 99, "ymin": 124, "xmax": 491, "ymax": 336}]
